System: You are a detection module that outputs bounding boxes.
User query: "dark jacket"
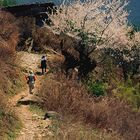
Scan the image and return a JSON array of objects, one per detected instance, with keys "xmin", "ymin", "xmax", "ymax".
[{"xmin": 41, "ymin": 57, "xmax": 47, "ymax": 68}]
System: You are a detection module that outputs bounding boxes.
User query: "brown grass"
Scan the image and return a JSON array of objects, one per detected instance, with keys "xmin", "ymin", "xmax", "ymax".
[
  {"xmin": 46, "ymin": 119, "xmax": 122, "ymax": 140},
  {"xmin": 32, "ymin": 26, "xmax": 60, "ymax": 51},
  {"xmin": 40, "ymin": 72, "xmax": 140, "ymax": 140},
  {"xmin": 0, "ymin": 11, "xmax": 19, "ymax": 51},
  {"xmin": 17, "ymin": 18, "xmax": 61, "ymax": 51},
  {"xmin": 0, "ymin": 11, "xmax": 18, "ymax": 65}
]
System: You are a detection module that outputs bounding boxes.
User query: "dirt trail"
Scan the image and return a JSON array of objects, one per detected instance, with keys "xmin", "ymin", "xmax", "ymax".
[{"xmin": 9, "ymin": 52, "xmax": 51, "ymax": 140}]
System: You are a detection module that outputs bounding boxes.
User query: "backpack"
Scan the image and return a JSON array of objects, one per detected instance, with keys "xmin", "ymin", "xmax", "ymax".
[{"xmin": 27, "ymin": 74, "xmax": 35, "ymax": 84}]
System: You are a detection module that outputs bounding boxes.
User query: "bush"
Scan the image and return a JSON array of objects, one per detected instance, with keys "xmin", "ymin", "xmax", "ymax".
[
  {"xmin": 113, "ymin": 81, "xmax": 140, "ymax": 109},
  {"xmin": 40, "ymin": 73, "xmax": 89, "ymax": 117},
  {"xmin": 87, "ymin": 80, "xmax": 106, "ymax": 97}
]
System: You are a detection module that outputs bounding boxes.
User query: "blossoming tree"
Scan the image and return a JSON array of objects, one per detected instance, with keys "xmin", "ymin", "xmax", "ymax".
[{"xmin": 47, "ymin": 0, "xmax": 139, "ymax": 78}]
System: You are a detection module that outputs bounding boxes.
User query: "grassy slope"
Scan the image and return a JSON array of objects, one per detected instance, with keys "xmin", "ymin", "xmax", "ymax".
[{"xmin": 0, "ymin": 11, "xmax": 23, "ymax": 139}]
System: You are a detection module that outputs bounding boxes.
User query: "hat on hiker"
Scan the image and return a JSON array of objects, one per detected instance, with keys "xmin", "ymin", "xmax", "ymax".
[
  {"xmin": 42, "ymin": 55, "xmax": 46, "ymax": 58},
  {"xmin": 29, "ymin": 70, "xmax": 33, "ymax": 74}
]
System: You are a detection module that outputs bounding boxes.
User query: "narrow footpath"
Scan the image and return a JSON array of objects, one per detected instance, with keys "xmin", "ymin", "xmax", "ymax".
[{"xmin": 9, "ymin": 52, "xmax": 51, "ymax": 140}]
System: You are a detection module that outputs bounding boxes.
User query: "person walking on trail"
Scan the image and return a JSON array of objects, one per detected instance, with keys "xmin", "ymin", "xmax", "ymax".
[
  {"xmin": 41, "ymin": 55, "xmax": 47, "ymax": 75},
  {"xmin": 26, "ymin": 71, "xmax": 36, "ymax": 94}
]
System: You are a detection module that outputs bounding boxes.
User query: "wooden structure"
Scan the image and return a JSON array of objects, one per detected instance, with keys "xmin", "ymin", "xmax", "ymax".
[{"xmin": 1, "ymin": 2, "xmax": 55, "ymax": 26}]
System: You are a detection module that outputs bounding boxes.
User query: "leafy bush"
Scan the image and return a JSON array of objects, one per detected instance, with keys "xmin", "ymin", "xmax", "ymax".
[
  {"xmin": 113, "ymin": 80, "xmax": 140, "ymax": 109},
  {"xmin": 87, "ymin": 80, "xmax": 106, "ymax": 97}
]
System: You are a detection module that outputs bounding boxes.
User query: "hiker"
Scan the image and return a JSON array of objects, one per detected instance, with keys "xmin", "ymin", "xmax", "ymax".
[
  {"xmin": 41, "ymin": 55, "xmax": 47, "ymax": 75},
  {"xmin": 26, "ymin": 71, "xmax": 36, "ymax": 94}
]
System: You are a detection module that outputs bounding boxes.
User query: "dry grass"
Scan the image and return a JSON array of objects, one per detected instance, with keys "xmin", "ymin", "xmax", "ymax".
[
  {"xmin": 32, "ymin": 26, "xmax": 61, "ymax": 51},
  {"xmin": 17, "ymin": 18, "xmax": 61, "ymax": 51},
  {"xmin": 40, "ymin": 72, "xmax": 140, "ymax": 140},
  {"xmin": 0, "ymin": 11, "xmax": 19, "ymax": 56},
  {"xmin": 0, "ymin": 92, "xmax": 21, "ymax": 139},
  {"xmin": 46, "ymin": 119, "xmax": 122, "ymax": 140}
]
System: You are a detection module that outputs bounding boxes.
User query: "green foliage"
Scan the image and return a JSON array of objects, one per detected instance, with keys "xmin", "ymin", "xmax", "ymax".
[
  {"xmin": 103, "ymin": 46, "xmax": 140, "ymax": 80},
  {"xmin": 29, "ymin": 104, "xmax": 44, "ymax": 116},
  {"xmin": 65, "ymin": 19, "xmax": 99, "ymax": 49},
  {"xmin": 0, "ymin": 0, "xmax": 16, "ymax": 6},
  {"xmin": 65, "ymin": 20, "xmax": 76, "ymax": 32},
  {"xmin": 113, "ymin": 80, "xmax": 140, "ymax": 109},
  {"xmin": 87, "ymin": 80, "xmax": 106, "ymax": 97},
  {"xmin": 77, "ymin": 30, "xmax": 99, "ymax": 48}
]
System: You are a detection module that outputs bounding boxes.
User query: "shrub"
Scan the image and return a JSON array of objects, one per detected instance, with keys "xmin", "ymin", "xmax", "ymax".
[
  {"xmin": 113, "ymin": 81, "xmax": 140, "ymax": 109},
  {"xmin": 40, "ymin": 73, "xmax": 89, "ymax": 117},
  {"xmin": 87, "ymin": 80, "xmax": 106, "ymax": 97}
]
